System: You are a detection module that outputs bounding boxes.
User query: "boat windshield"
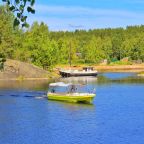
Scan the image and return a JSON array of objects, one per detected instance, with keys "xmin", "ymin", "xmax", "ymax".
[
  {"xmin": 49, "ymin": 82, "xmax": 72, "ymax": 87},
  {"xmin": 48, "ymin": 82, "xmax": 96, "ymax": 94}
]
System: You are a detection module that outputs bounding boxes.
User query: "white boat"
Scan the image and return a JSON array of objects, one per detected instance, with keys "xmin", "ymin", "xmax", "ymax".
[{"xmin": 59, "ymin": 67, "xmax": 98, "ymax": 77}]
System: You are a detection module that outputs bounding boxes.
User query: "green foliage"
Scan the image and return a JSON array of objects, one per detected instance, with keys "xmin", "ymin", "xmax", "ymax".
[
  {"xmin": 83, "ymin": 36, "xmax": 106, "ymax": 63},
  {"xmin": 0, "ymin": 5, "xmax": 19, "ymax": 58},
  {"xmin": 2, "ymin": 0, "xmax": 35, "ymax": 27},
  {"xmin": 1, "ymin": 5, "xmax": 144, "ymax": 71},
  {"xmin": 0, "ymin": 52, "xmax": 6, "ymax": 70},
  {"xmin": 109, "ymin": 61, "xmax": 132, "ymax": 66}
]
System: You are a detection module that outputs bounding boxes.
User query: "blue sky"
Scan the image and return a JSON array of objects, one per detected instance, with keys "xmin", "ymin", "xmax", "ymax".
[{"xmin": 2, "ymin": 0, "xmax": 144, "ymax": 31}]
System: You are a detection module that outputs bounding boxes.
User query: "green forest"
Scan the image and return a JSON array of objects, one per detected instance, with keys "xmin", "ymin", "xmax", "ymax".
[{"xmin": 0, "ymin": 5, "xmax": 144, "ymax": 70}]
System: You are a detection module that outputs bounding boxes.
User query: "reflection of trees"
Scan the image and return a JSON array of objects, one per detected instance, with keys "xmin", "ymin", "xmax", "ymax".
[
  {"xmin": 60, "ymin": 77, "xmax": 98, "ymax": 85},
  {"xmin": 0, "ymin": 80, "xmax": 51, "ymax": 90},
  {"xmin": 97, "ymin": 75, "xmax": 110, "ymax": 85},
  {"xmin": 60, "ymin": 74, "xmax": 144, "ymax": 86},
  {"xmin": 112, "ymin": 77, "xmax": 144, "ymax": 84},
  {"xmin": 97, "ymin": 75, "xmax": 144, "ymax": 85},
  {"xmin": 0, "ymin": 75, "xmax": 144, "ymax": 91}
]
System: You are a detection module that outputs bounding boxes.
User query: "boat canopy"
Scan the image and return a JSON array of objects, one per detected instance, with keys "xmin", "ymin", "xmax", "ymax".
[{"xmin": 49, "ymin": 82, "xmax": 72, "ymax": 87}]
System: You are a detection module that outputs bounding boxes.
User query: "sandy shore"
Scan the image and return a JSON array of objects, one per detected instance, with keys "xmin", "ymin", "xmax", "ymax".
[
  {"xmin": 94, "ymin": 65, "xmax": 144, "ymax": 72},
  {"xmin": 57, "ymin": 64, "xmax": 144, "ymax": 73}
]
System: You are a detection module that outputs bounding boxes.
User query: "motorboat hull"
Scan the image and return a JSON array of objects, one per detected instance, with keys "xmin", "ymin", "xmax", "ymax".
[
  {"xmin": 47, "ymin": 93, "xmax": 95, "ymax": 104},
  {"xmin": 59, "ymin": 70, "xmax": 98, "ymax": 77}
]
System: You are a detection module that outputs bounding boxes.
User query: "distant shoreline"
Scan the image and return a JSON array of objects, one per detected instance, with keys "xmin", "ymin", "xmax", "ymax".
[
  {"xmin": 0, "ymin": 62, "xmax": 144, "ymax": 81},
  {"xmin": 95, "ymin": 65, "xmax": 144, "ymax": 73},
  {"xmin": 57, "ymin": 64, "xmax": 144, "ymax": 73}
]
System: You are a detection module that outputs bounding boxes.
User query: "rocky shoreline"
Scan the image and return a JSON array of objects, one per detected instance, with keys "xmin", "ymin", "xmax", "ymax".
[{"xmin": 0, "ymin": 59, "xmax": 59, "ymax": 80}]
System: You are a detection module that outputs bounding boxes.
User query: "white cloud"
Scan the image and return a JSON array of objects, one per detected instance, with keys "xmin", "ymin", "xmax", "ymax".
[
  {"xmin": 35, "ymin": 5, "xmax": 144, "ymax": 18},
  {"xmin": 28, "ymin": 5, "xmax": 144, "ymax": 31}
]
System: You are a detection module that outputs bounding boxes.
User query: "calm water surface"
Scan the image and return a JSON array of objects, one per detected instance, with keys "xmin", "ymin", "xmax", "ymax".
[{"xmin": 0, "ymin": 73, "xmax": 144, "ymax": 144}]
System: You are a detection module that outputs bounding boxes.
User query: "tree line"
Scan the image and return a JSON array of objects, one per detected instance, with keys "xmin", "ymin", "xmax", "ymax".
[{"xmin": 0, "ymin": 5, "xmax": 144, "ymax": 70}]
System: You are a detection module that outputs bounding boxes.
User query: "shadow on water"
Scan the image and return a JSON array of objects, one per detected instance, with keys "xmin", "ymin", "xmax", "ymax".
[{"xmin": 48, "ymin": 99, "xmax": 95, "ymax": 111}]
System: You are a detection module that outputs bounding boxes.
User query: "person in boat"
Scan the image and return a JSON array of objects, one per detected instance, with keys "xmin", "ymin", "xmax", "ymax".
[
  {"xmin": 70, "ymin": 85, "xmax": 77, "ymax": 93},
  {"xmin": 51, "ymin": 88, "xmax": 55, "ymax": 93}
]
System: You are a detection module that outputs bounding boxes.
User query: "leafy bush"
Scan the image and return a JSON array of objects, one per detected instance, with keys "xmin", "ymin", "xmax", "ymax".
[
  {"xmin": 109, "ymin": 61, "xmax": 132, "ymax": 65},
  {"xmin": 0, "ymin": 53, "xmax": 6, "ymax": 71}
]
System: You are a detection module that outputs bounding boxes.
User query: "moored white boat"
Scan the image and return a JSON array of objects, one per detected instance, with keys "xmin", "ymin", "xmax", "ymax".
[{"xmin": 59, "ymin": 67, "xmax": 98, "ymax": 77}]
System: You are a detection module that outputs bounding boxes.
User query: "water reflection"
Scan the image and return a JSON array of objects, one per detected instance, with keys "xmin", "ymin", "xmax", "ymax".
[
  {"xmin": 59, "ymin": 73, "xmax": 144, "ymax": 86},
  {"xmin": 97, "ymin": 72, "xmax": 144, "ymax": 85},
  {"xmin": 49, "ymin": 100, "xmax": 95, "ymax": 111},
  {"xmin": 0, "ymin": 80, "xmax": 51, "ymax": 90},
  {"xmin": 0, "ymin": 73, "xmax": 144, "ymax": 92},
  {"xmin": 60, "ymin": 76, "xmax": 97, "ymax": 85},
  {"xmin": 101, "ymin": 72, "xmax": 136, "ymax": 80}
]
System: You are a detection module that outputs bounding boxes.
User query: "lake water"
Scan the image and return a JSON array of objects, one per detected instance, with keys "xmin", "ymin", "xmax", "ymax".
[{"xmin": 0, "ymin": 73, "xmax": 144, "ymax": 144}]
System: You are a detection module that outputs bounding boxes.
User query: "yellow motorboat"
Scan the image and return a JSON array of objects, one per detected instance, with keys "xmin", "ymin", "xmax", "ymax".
[{"xmin": 47, "ymin": 82, "xmax": 96, "ymax": 104}]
